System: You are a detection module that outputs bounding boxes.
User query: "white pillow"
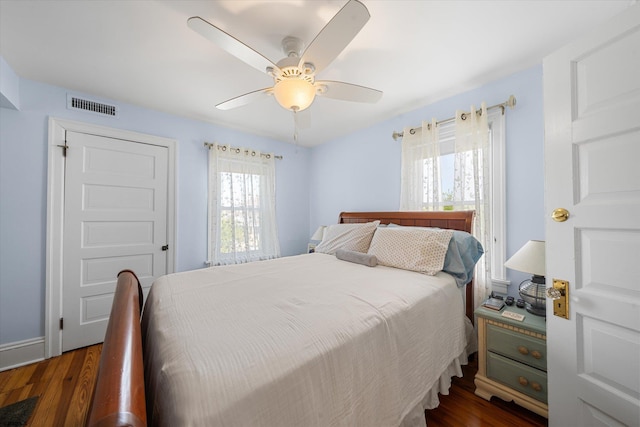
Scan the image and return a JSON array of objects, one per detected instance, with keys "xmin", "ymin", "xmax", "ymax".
[
  {"xmin": 367, "ymin": 227, "xmax": 454, "ymax": 275},
  {"xmin": 315, "ymin": 221, "xmax": 380, "ymax": 255}
]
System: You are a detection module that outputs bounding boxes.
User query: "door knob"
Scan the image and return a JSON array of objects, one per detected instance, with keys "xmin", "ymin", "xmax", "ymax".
[
  {"xmin": 546, "ymin": 287, "xmax": 562, "ymax": 300},
  {"xmin": 547, "ymin": 279, "xmax": 570, "ymax": 319},
  {"xmin": 552, "ymin": 208, "xmax": 570, "ymax": 222}
]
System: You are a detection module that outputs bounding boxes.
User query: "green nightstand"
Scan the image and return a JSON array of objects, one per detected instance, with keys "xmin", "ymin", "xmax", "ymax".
[{"xmin": 474, "ymin": 304, "xmax": 548, "ymax": 418}]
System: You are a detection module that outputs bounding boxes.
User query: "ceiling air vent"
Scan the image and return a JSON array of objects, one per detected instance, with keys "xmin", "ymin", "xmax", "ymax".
[{"xmin": 67, "ymin": 94, "xmax": 119, "ymax": 118}]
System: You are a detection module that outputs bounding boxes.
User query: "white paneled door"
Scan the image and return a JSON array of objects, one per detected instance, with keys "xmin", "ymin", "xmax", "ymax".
[
  {"xmin": 61, "ymin": 131, "xmax": 169, "ymax": 352},
  {"xmin": 543, "ymin": 5, "xmax": 640, "ymax": 426}
]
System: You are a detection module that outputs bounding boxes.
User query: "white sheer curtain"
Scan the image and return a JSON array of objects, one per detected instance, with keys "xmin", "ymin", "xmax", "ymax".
[
  {"xmin": 208, "ymin": 144, "xmax": 280, "ymax": 265},
  {"xmin": 399, "ymin": 104, "xmax": 493, "ymax": 307},
  {"xmin": 453, "ymin": 103, "xmax": 492, "ymax": 305},
  {"xmin": 400, "ymin": 119, "xmax": 440, "ymax": 210}
]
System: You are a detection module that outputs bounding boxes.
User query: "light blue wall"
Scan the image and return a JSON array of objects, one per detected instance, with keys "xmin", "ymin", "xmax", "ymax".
[
  {"xmin": 0, "ymin": 77, "xmax": 311, "ymax": 345},
  {"xmin": 0, "ymin": 64, "xmax": 544, "ymax": 345},
  {"xmin": 310, "ymin": 65, "xmax": 545, "ymax": 298},
  {"xmin": 0, "ymin": 56, "xmax": 20, "ymax": 109}
]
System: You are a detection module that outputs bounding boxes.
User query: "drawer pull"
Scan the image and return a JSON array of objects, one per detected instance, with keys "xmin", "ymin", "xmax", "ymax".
[
  {"xmin": 531, "ymin": 382, "xmax": 543, "ymax": 392},
  {"xmin": 518, "ymin": 346, "xmax": 529, "ymax": 355},
  {"xmin": 531, "ymin": 350, "xmax": 542, "ymax": 359},
  {"xmin": 518, "ymin": 376, "xmax": 529, "ymax": 386}
]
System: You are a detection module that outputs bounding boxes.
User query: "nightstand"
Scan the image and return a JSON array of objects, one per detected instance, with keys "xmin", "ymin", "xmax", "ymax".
[{"xmin": 474, "ymin": 305, "xmax": 548, "ymax": 418}]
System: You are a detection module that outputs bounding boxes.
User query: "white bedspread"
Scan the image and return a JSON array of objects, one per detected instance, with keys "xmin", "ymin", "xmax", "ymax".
[{"xmin": 142, "ymin": 253, "xmax": 468, "ymax": 426}]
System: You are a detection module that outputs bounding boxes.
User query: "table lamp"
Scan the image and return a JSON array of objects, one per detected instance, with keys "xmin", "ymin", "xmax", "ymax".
[
  {"xmin": 311, "ymin": 226, "xmax": 326, "ymax": 241},
  {"xmin": 504, "ymin": 240, "xmax": 546, "ymax": 316}
]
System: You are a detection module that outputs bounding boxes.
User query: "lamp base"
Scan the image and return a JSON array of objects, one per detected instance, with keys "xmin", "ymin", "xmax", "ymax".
[
  {"xmin": 525, "ymin": 303, "xmax": 546, "ymax": 317},
  {"xmin": 519, "ymin": 276, "xmax": 546, "ymax": 317}
]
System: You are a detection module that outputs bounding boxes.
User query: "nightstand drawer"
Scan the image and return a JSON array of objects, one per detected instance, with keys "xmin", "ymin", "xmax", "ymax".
[
  {"xmin": 487, "ymin": 352, "xmax": 548, "ymax": 403},
  {"xmin": 487, "ymin": 323, "xmax": 546, "ymax": 370}
]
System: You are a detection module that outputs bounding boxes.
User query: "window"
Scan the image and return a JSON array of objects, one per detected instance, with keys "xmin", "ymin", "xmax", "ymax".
[
  {"xmin": 208, "ymin": 145, "xmax": 280, "ymax": 265},
  {"xmin": 439, "ymin": 109, "xmax": 507, "ymax": 287},
  {"xmin": 400, "ymin": 105, "xmax": 508, "ymax": 303}
]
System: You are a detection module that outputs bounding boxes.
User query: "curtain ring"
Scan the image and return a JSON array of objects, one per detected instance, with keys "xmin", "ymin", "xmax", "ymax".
[
  {"xmin": 460, "ymin": 113, "xmax": 467, "ymax": 120},
  {"xmin": 265, "ymin": 154, "xmax": 271, "ymax": 159},
  {"xmin": 221, "ymin": 146, "xmax": 227, "ymax": 151},
  {"xmin": 235, "ymin": 148, "xmax": 241, "ymax": 154},
  {"xmin": 409, "ymin": 128, "xmax": 416, "ymax": 135},
  {"xmin": 251, "ymin": 151, "xmax": 256, "ymax": 156}
]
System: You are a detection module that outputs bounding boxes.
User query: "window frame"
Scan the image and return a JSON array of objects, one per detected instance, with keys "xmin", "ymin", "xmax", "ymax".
[{"xmin": 216, "ymin": 170, "xmax": 266, "ymax": 259}]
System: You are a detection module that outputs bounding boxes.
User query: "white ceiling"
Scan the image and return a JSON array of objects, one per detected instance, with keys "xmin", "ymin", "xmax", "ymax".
[{"xmin": 0, "ymin": 0, "xmax": 632, "ymax": 146}]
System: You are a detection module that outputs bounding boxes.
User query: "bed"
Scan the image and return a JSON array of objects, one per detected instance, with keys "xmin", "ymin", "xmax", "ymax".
[{"xmin": 86, "ymin": 210, "xmax": 480, "ymax": 427}]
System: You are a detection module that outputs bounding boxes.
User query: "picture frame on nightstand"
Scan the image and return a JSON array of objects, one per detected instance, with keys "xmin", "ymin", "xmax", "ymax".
[{"xmin": 307, "ymin": 243, "xmax": 316, "ymax": 253}]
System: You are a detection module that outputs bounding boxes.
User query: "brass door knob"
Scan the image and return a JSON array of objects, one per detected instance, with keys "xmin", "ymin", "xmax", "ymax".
[
  {"xmin": 518, "ymin": 346, "xmax": 529, "ymax": 355},
  {"xmin": 552, "ymin": 208, "xmax": 570, "ymax": 222},
  {"xmin": 518, "ymin": 376, "xmax": 529, "ymax": 386},
  {"xmin": 531, "ymin": 350, "xmax": 543, "ymax": 359},
  {"xmin": 531, "ymin": 382, "xmax": 542, "ymax": 392}
]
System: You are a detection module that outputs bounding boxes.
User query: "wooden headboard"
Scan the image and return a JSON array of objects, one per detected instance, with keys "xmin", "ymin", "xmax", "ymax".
[
  {"xmin": 339, "ymin": 211, "xmax": 476, "ymax": 321},
  {"xmin": 339, "ymin": 210, "xmax": 474, "ymax": 231}
]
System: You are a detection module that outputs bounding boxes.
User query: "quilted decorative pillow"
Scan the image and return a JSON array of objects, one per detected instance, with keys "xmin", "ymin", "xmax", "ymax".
[
  {"xmin": 367, "ymin": 227, "xmax": 454, "ymax": 275},
  {"xmin": 387, "ymin": 224, "xmax": 483, "ymax": 285},
  {"xmin": 314, "ymin": 221, "xmax": 380, "ymax": 255}
]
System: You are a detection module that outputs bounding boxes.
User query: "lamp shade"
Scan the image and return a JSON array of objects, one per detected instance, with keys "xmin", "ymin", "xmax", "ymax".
[
  {"xmin": 273, "ymin": 78, "xmax": 316, "ymax": 111},
  {"xmin": 504, "ymin": 240, "xmax": 545, "ymax": 276},
  {"xmin": 506, "ymin": 240, "xmax": 547, "ymax": 316},
  {"xmin": 311, "ymin": 226, "xmax": 326, "ymax": 241}
]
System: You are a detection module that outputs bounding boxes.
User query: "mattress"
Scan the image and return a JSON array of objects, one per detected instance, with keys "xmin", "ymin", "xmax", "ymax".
[{"xmin": 142, "ymin": 253, "xmax": 469, "ymax": 426}]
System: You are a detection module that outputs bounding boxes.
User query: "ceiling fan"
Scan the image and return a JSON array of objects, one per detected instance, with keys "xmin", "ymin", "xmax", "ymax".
[{"xmin": 187, "ymin": 0, "xmax": 383, "ymax": 113}]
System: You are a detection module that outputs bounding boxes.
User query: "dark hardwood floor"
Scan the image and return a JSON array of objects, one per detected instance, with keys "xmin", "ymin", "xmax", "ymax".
[
  {"xmin": 426, "ymin": 356, "xmax": 548, "ymax": 427},
  {"xmin": 0, "ymin": 346, "xmax": 547, "ymax": 426},
  {"xmin": 0, "ymin": 344, "xmax": 101, "ymax": 427}
]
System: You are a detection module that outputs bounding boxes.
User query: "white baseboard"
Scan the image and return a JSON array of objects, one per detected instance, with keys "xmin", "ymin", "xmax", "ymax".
[{"xmin": 0, "ymin": 337, "xmax": 45, "ymax": 372}]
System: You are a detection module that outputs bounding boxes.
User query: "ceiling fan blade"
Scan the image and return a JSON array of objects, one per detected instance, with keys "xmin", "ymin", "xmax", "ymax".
[
  {"xmin": 298, "ymin": 0, "xmax": 370, "ymax": 74},
  {"xmin": 315, "ymin": 81, "xmax": 382, "ymax": 103},
  {"xmin": 216, "ymin": 88, "xmax": 273, "ymax": 110},
  {"xmin": 188, "ymin": 16, "xmax": 279, "ymax": 75}
]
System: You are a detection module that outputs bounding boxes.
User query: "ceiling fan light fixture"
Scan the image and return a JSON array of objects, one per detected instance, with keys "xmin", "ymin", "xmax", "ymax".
[{"xmin": 273, "ymin": 78, "xmax": 316, "ymax": 111}]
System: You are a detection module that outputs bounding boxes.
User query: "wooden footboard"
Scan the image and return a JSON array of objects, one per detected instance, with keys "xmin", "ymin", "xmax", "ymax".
[{"xmin": 86, "ymin": 270, "xmax": 146, "ymax": 427}]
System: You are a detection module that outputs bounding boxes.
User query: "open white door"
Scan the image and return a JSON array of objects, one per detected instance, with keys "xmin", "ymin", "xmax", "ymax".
[{"xmin": 543, "ymin": 5, "xmax": 640, "ymax": 426}]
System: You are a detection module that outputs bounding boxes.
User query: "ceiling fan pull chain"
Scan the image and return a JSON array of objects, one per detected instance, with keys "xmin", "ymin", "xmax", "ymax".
[{"xmin": 292, "ymin": 107, "xmax": 300, "ymax": 148}]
